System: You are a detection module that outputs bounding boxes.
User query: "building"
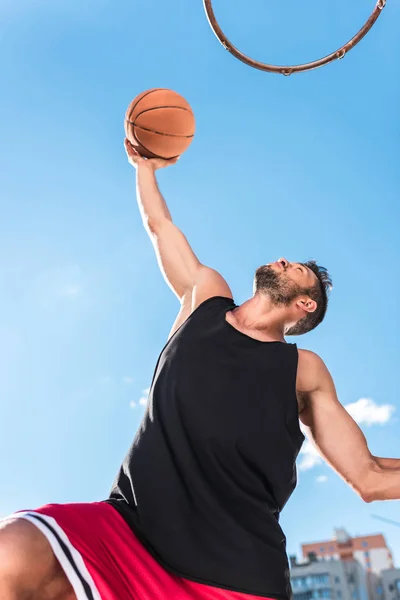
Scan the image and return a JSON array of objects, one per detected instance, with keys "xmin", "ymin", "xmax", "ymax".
[
  {"xmin": 301, "ymin": 529, "xmax": 393, "ymax": 600},
  {"xmin": 290, "ymin": 554, "xmax": 369, "ymax": 600},
  {"xmin": 381, "ymin": 568, "xmax": 400, "ymax": 600},
  {"xmin": 302, "ymin": 529, "xmax": 394, "ymax": 575}
]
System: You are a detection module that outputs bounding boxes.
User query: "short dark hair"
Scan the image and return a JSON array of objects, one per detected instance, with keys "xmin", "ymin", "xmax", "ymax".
[{"xmin": 286, "ymin": 260, "xmax": 332, "ymax": 336}]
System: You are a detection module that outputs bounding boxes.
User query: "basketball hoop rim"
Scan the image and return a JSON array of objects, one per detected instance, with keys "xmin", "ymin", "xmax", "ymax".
[{"xmin": 203, "ymin": 0, "xmax": 386, "ymax": 75}]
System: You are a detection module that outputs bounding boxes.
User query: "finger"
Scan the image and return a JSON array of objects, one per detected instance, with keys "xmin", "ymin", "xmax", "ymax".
[
  {"xmin": 124, "ymin": 138, "xmax": 132, "ymax": 155},
  {"xmin": 160, "ymin": 157, "xmax": 179, "ymax": 168},
  {"xmin": 124, "ymin": 139, "xmax": 140, "ymax": 159},
  {"xmin": 124, "ymin": 138, "xmax": 136, "ymax": 152},
  {"xmin": 163, "ymin": 156, "xmax": 179, "ymax": 166}
]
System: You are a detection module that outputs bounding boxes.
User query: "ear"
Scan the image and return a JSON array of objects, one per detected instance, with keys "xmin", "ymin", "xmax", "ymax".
[{"xmin": 296, "ymin": 297, "xmax": 317, "ymax": 315}]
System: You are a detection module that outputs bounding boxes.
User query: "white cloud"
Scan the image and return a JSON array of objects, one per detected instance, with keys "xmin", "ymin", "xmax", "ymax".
[
  {"xmin": 298, "ymin": 439, "xmax": 322, "ymax": 471},
  {"xmin": 139, "ymin": 388, "xmax": 149, "ymax": 406},
  {"xmin": 123, "ymin": 376, "xmax": 134, "ymax": 385},
  {"xmin": 345, "ymin": 397, "xmax": 395, "ymax": 426},
  {"xmin": 316, "ymin": 475, "xmax": 328, "ymax": 483},
  {"xmin": 130, "ymin": 387, "xmax": 150, "ymax": 409}
]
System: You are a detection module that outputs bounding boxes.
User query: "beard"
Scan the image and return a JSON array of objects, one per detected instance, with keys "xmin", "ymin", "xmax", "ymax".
[{"xmin": 254, "ymin": 265, "xmax": 303, "ymax": 306}]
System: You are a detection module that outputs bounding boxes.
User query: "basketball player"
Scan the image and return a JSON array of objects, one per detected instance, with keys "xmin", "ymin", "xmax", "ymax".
[{"xmin": 1, "ymin": 140, "xmax": 399, "ymax": 600}]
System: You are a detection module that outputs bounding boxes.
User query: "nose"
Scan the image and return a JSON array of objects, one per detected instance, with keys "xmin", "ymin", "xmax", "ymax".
[{"xmin": 277, "ymin": 257, "xmax": 289, "ymax": 269}]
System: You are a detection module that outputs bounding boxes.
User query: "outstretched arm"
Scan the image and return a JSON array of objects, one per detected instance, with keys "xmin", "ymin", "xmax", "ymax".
[
  {"xmin": 125, "ymin": 140, "xmax": 232, "ymax": 332},
  {"xmin": 135, "ymin": 157, "xmax": 200, "ymax": 299},
  {"xmin": 297, "ymin": 350, "xmax": 400, "ymax": 502}
]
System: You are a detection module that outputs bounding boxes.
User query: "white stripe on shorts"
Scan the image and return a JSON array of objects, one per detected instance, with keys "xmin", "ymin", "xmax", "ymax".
[{"xmin": 11, "ymin": 511, "xmax": 102, "ymax": 600}]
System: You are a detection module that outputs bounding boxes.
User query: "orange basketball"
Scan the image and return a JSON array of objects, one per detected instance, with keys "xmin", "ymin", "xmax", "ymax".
[{"xmin": 124, "ymin": 89, "xmax": 195, "ymax": 160}]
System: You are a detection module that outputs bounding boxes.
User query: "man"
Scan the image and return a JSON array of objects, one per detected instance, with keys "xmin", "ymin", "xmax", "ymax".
[{"xmin": 1, "ymin": 141, "xmax": 399, "ymax": 600}]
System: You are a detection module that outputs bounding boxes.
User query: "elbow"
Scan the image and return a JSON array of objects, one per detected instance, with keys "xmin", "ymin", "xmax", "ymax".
[
  {"xmin": 356, "ymin": 461, "xmax": 383, "ymax": 503},
  {"xmin": 145, "ymin": 216, "xmax": 170, "ymax": 236},
  {"xmin": 145, "ymin": 216, "xmax": 162, "ymax": 235},
  {"xmin": 358, "ymin": 489, "xmax": 376, "ymax": 504},
  {"xmin": 353, "ymin": 481, "xmax": 375, "ymax": 503}
]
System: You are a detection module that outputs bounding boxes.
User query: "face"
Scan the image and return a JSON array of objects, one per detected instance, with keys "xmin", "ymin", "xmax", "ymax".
[{"xmin": 254, "ymin": 258, "xmax": 319, "ymax": 306}]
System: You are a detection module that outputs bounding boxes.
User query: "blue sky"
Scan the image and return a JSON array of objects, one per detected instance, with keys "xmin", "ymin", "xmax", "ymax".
[{"xmin": 1, "ymin": 0, "xmax": 399, "ymax": 568}]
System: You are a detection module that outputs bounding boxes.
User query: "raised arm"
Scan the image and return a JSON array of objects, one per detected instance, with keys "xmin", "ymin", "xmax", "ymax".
[
  {"xmin": 124, "ymin": 140, "xmax": 232, "ymax": 333},
  {"xmin": 297, "ymin": 350, "xmax": 400, "ymax": 502}
]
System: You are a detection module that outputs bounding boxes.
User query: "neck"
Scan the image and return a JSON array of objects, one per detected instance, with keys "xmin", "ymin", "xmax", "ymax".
[{"xmin": 231, "ymin": 294, "xmax": 287, "ymax": 342}]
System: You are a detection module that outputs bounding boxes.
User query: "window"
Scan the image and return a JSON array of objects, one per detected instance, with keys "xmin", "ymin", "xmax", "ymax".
[
  {"xmin": 313, "ymin": 589, "xmax": 333, "ymax": 599},
  {"xmin": 292, "ymin": 578, "xmax": 308, "ymax": 589},
  {"xmin": 320, "ymin": 547, "xmax": 325, "ymax": 553},
  {"xmin": 294, "ymin": 592, "xmax": 313, "ymax": 600},
  {"xmin": 312, "ymin": 575, "xmax": 330, "ymax": 586},
  {"xmin": 292, "ymin": 577, "xmax": 308, "ymax": 589},
  {"xmin": 335, "ymin": 577, "xmax": 340, "ymax": 584},
  {"xmin": 337, "ymin": 592, "xmax": 342, "ymax": 599},
  {"xmin": 362, "ymin": 541, "xmax": 368, "ymax": 548}
]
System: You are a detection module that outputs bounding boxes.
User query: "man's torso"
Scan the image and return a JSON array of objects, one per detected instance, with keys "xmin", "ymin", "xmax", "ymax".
[{"xmin": 109, "ymin": 296, "xmax": 305, "ymax": 598}]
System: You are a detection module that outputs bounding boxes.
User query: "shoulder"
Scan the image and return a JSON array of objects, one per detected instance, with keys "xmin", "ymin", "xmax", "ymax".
[
  {"xmin": 297, "ymin": 349, "xmax": 325, "ymax": 369},
  {"xmin": 169, "ymin": 268, "xmax": 232, "ymax": 338},
  {"xmin": 296, "ymin": 349, "xmax": 332, "ymax": 394},
  {"xmin": 192, "ymin": 266, "xmax": 233, "ymax": 309}
]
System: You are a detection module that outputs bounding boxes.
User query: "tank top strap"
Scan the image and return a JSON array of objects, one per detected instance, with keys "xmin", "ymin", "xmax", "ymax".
[{"xmin": 189, "ymin": 296, "xmax": 235, "ymax": 324}]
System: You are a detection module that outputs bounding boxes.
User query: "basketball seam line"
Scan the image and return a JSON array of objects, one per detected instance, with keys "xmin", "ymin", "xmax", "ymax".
[
  {"xmin": 127, "ymin": 88, "xmax": 163, "ymax": 121},
  {"xmin": 126, "ymin": 96, "xmax": 160, "ymax": 159},
  {"xmin": 126, "ymin": 121, "xmax": 194, "ymax": 139},
  {"xmin": 129, "ymin": 129, "xmax": 180, "ymax": 161},
  {"xmin": 129, "ymin": 118, "xmax": 157, "ymax": 158},
  {"xmin": 131, "ymin": 127, "xmax": 159, "ymax": 159},
  {"xmin": 135, "ymin": 105, "xmax": 192, "ymax": 117}
]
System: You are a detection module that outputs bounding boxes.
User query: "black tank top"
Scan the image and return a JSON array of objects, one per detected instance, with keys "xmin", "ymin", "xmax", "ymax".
[{"xmin": 108, "ymin": 297, "xmax": 304, "ymax": 599}]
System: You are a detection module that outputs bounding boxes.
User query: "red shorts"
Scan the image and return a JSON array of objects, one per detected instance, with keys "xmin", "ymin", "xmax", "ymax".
[{"xmin": 11, "ymin": 502, "xmax": 270, "ymax": 600}]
